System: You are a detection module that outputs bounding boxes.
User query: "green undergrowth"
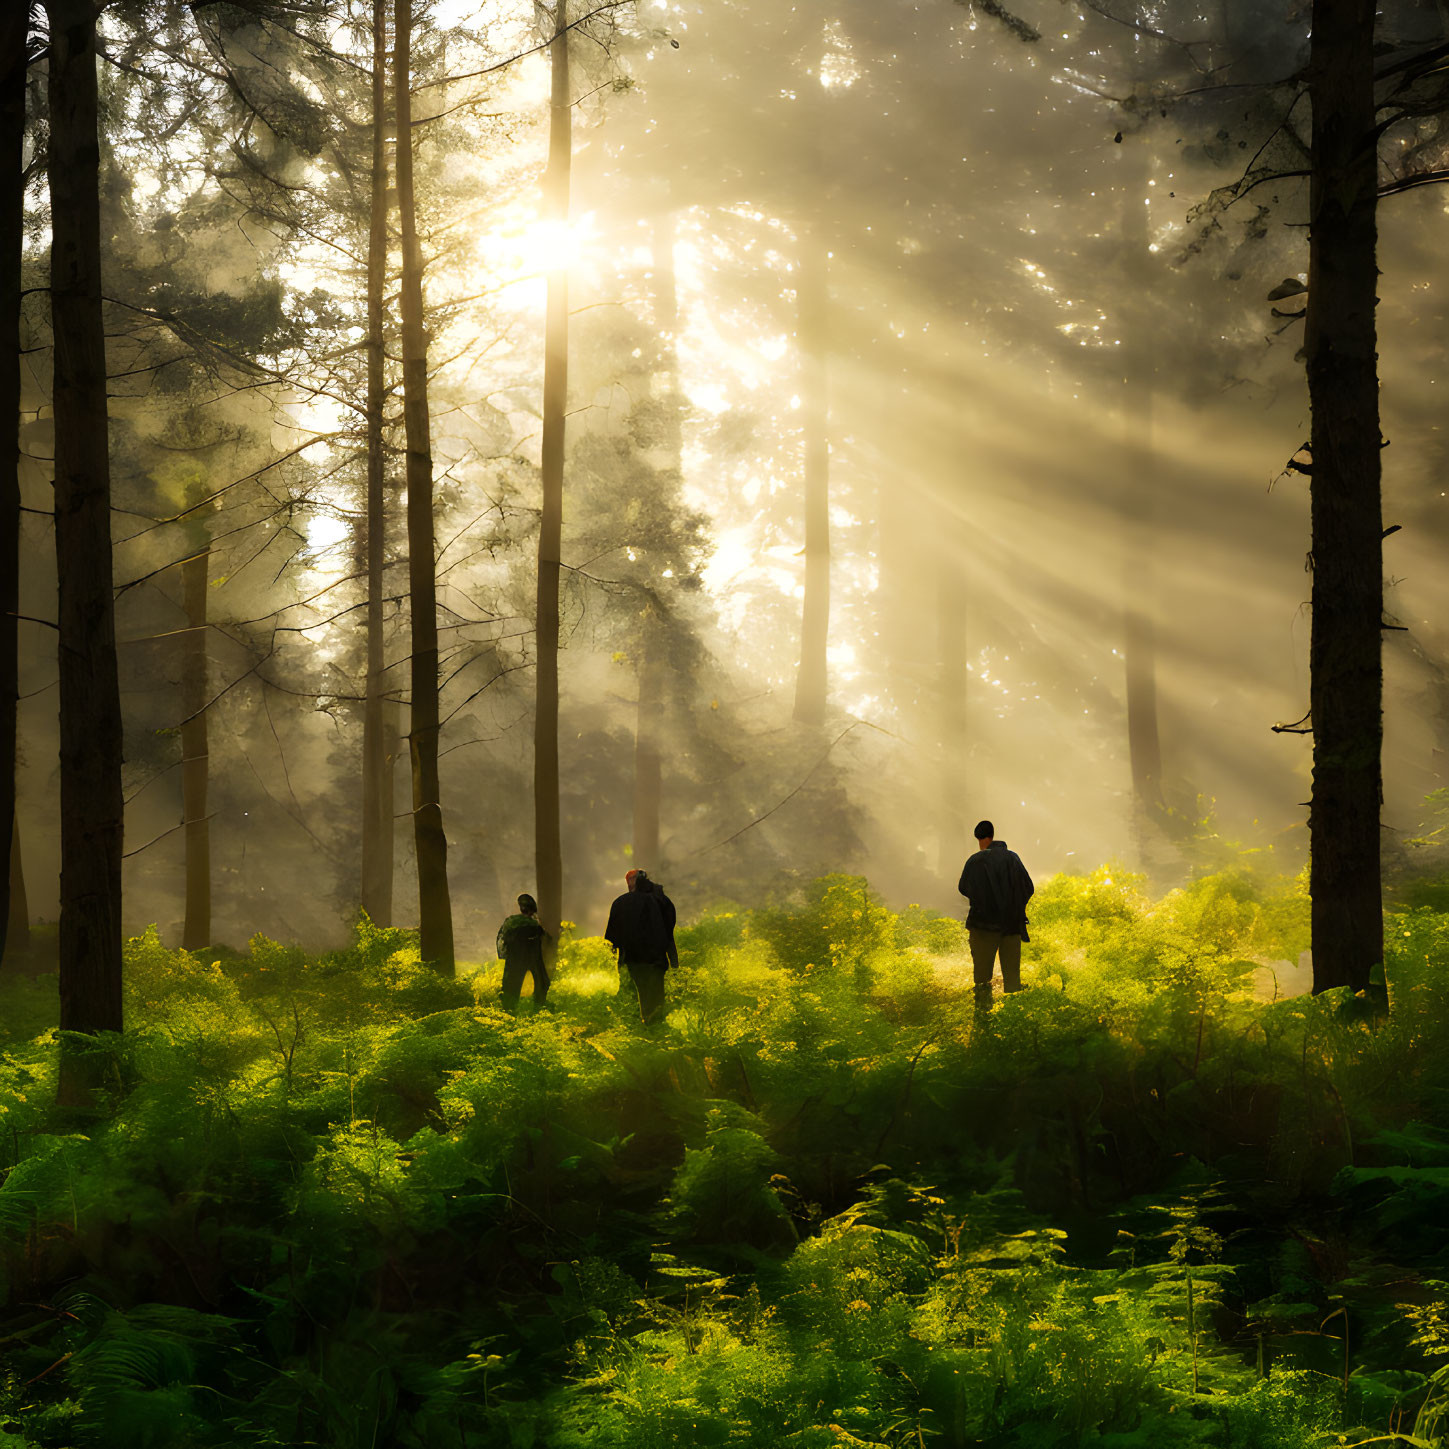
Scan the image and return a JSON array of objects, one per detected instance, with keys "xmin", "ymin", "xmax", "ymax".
[{"xmin": 0, "ymin": 867, "xmax": 1447, "ymax": 1446}]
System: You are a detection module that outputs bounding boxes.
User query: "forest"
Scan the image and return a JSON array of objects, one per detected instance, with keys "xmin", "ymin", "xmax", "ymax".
[{"xmin": 6, "ymin": 0, "xmax": 1449, "ymax": 1443}]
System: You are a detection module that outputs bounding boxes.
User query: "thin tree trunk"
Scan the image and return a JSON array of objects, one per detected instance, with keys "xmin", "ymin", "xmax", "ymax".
[
  {"xmin": 360, "ymin": 0, "xmax": 393, "ymax": 925},
  {"xmin": 937, "ymin": 518, "xmax": 967, "ymax": 875},
  {"xmin": 1120, "ymin": 130, "xmax": 1164, "ymax": 822},
  {"xmin": 180, "ymin": 543, "xmax": 210, "ymax": 949},
  {"xmin": 792, "ymin": 236, "xmax": 830, "ymax": 726},
  {"xmin": 534, "ymin": 0, "xmax": 570, "ymax": 933},
  {"xmin": 1125, "ymin": 603, "xmax": 1162, "ymax": 804},
  {"xmin": 47, "ymin": 0, "xmax": 124, "ymax": 1093},
  {"xmin": 6, "ymin": 814, "xmax": 26, "ymax": 958},
  {"xmin": 0, "ymin": 2, "xmax": 25, "ymax": 962},
  {"xmin": 0, "ymin": 4, "xmax": 27, "ymax": 964},
  {"xmin": 875, "ymin": 385, "xmax": 916, "ymax": 679},
  {"xmin": 632, "ymin": 214, "xmax": 680, "ymax": 871},
  {"xmin": 633, "ymin": 624, "xmax": 662, "ymax": 868},
  {"xmin": 394, "ymin": 0, "xmax": 453, "ymax": 973},
  {"xmin": 1305, "ymin": 0, "xmax": 1381, "ymax": 994}
]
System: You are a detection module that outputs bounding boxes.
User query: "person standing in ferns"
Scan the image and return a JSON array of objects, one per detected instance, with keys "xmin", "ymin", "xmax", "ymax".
[
  {"xmin": 958, "ymin": 820, "xmax": 1034, "ymax": 1010},
  {"xmin": 497, "ymin": 893, "xmax": 551, "ymax": 1011},
  {"xmin": 641, "ymin": 872, "xmax": 679, "ymax": 971},
  {"xmin": 605, "ymin": 869, "xmax": 677, "ymax": 1024}
]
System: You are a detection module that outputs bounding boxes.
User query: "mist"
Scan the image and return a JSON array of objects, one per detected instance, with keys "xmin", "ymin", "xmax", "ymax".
[{"xmin": 8, "ymin": 0, "xmax": 1447, "ymax": 953}]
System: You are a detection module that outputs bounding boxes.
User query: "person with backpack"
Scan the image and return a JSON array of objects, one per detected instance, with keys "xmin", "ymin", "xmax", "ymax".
[
  {"xmin": 604, "ymin": 869, "xmax": 677, "ymax": 1024},
  {"xmin": 957, "ymin": 820, "xmax": 1034, "ymax": 1010},
  {"xmin": 496, "ymin": 893, "xmax": 551, "ymax": 1011}
]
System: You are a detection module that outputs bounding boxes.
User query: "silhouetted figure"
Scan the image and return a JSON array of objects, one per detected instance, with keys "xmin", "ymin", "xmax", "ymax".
[
  {"xmin": 958, "ymin": 820, "xmax": 1033, "ymax": 1010},
  {"xmin": 605, "ymin": 869, "xmax": 677, "ymax": 1024},
  {"xmin": 644, "ymin": 872, "xmax": 679, "ymax": 971},
  {"xmin": 497, "ymin": 893, "xmax": 551, "ymax": 1011}
]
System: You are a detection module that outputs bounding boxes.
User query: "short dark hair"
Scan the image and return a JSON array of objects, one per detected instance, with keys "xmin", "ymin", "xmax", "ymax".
[
  {"xmin": 517, "ymin": 893, "xmax": 538, "ymax": 914},
  {"xmin": 973, "ymin": 820, "xmax": 994, "ymax": 840}
]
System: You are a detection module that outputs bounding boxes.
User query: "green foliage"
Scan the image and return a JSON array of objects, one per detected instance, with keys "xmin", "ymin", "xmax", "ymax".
[
  {"xmin": 667, "ymin": 1105, "xmax": 793, "ymax": 1247},
  {"xmin": 749, "ymin": 874, "xmax": 897, "ymax": 981},
  {"xmin": 0, "ymin": 869, "xmax": 1446, "ymax": 1446},
  {"xmin": 62, "ymin": 1298, "xmax": 248, "ymax": 1449}
]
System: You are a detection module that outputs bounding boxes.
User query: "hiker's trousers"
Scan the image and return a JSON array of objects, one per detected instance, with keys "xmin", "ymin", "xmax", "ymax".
[{"xmin": 968, "ymin": 928, "xmax": 1023, "ymax": 1004}]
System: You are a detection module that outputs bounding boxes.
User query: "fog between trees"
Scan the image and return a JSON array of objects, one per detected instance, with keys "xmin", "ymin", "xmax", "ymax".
[{"xmin": 8, "ymin": 0, "xmax": 1449, "ymax": 962}]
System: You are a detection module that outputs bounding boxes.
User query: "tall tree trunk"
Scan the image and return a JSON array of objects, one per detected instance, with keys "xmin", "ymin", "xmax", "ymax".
[
  {"xmin": 47, "ymin": 0, "xmax": 125, "ymax": 1094},
  {"xmin": 1305, "ymin": 0, "xmax": 1381, "ymax": 994},
  {"xmin": 6, "ymin": 814, "xmax": 27, "ymax": 959},
  {"xmin": 180, "ymin": 541, "xmax": 210, "ymax": 949},
  {"xmin": 632, "ymin": 214, "xmax": 680, "ymax": 871},
  {"xmin": 361, "ymin": 0, "xmax": 394, "ymax": 925},
  {"xmin": 0, "ymin": 3, "xmax": 26, "ymax": 965},
  {"xmin": 936, "ymin": 514, "xmax": 968, "ymax": 876},
  {"xmin": 633, "ymin": 618, "xmax": 662, "ymax": 868},
  {"xmin": 792, "ymin": 236, "xmax": 830, "ymax": 726},
  {"xmin": 534, "ymin": 0, "xmax": 570, "ymax": 932},
  {"xmin": 394, "ymin": 0, "xmax": 453, "ymax": 973},
  {"xmin": 1120, "ymin": 129, "xmax": 1165, "ymax": 824}
]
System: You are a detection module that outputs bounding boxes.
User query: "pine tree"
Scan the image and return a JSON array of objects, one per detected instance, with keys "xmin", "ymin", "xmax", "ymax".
[
  {"xmin": 360, "ymin": 0, "xmax": 396, "ymax": 926},
  {"xmin": 179, "ymin": 515, "xmax": 212, "ymax": 952},
  {"xmin": 791, "ymin": 235, "xmax": 830, "ymax": 727},
  {"xmin": 1304, "ymin": 0, "xmax": 1382, "ymax": 993},
  {"xmin": 47, "ymin": 0, "xmax": 125, "ymax": 1094},
  {"xmin": 534, "ymin": 0, "xmax": 572, "ymax": 932},
  {"xmin": 0, "ymin": 2, "xmax": 29, "ymax": 964},
  {"xmin": 395, "ymin": 0, "xmax": 454, "ymax": 973}
]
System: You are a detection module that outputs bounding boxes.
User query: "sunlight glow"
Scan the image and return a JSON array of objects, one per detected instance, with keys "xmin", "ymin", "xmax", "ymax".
[
  {"xmin": 277, "ymin": 390, "xmax": 343, "ymax": 440},
  {"xmin": 304, "ymin": 507, "xmax": 351, "ymax": 556},
  {"xmin": 522, "ymin": 215, "xmax": 590, "ymax": 276},
  {"xmin": 820, "ymin": 20, "xmax": 861, "ymax": 88},
  {"xmin": 687, "ymin": 381, "xmax": 730, "ymax": 414},
  {"xmin": 703, "ymin": 531, "xmax": 754, "ymax": 592}
]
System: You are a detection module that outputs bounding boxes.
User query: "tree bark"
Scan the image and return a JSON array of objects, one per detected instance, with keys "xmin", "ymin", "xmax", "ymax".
[
  {"xmin": 632, "ymin": 215, "xmax": 680, "ymax": 872},
  {"xmin": 633, "ymin": 617, "xmax": 663, "ymax": 868},
  {"xmin": 534, "ymin": 0, "xmax": 570, "ymax": 932},
  {"xmin": 1119, "ymin": 130, "xmax": 1165, "ymax": 823},
  {"xmin": 394, "ymin": 0, "xmax": 453, "ymax": 972},
  {"xmin": 180, "ymin": 542, "xmax": 210, "ymax": 950},
  {"xmin": 46, "ymin": 0, "xmax": 125, "ymax": 1089},
  {"xmin": 1305, "ymin": 0, "xmax": 1382, "ymax": 993},
  {"xmin": 936, "ymin": 516, "xmax": 968, "ymax": 875},
  {"xmin": 361, "ymin": 0, "xmax": 394, "ymax": 926},
  {"xmin": 792, "ymin": 236, "xmax": 830, "ymax": 726},
  {"xmin": 0, "ymin": 3, "xmax": 26, "ymax": 965},
  {"xmin": 6, "ymin": 814, "xmax": 26, "ymax": 959}
]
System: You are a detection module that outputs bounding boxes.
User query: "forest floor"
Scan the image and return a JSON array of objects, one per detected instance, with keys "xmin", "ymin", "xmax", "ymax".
[{"xmin": 0, "ymin": 865, "xmax": 1446, "ymax": 1448}]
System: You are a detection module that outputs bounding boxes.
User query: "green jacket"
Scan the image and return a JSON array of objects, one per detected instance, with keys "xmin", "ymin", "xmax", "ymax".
[{"xmin": 497, "ymin": 913, "xmax": 547, "ymax": 970}]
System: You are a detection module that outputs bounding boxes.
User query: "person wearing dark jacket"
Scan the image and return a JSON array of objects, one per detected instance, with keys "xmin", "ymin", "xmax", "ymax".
[
  {"xmin": 957, "ymin": 820, "xmax": 1034, "ymax": 1010},
  {"xmin": 644, "ymin": 873, "xmax": 679, "ymax": 971},
  {"xmin": 605, "ymin": 869, "xmax": 676, "ymax": 1023},
  {"xmin": 496, "ymin": 893, "xmax": 551, "ymax": 1011}
]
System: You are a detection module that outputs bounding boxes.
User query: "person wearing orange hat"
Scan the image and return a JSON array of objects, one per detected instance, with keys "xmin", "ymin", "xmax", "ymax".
[{"xmin": 604, "ymin": 869, "xmax": 677, "ymax": 1024}]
